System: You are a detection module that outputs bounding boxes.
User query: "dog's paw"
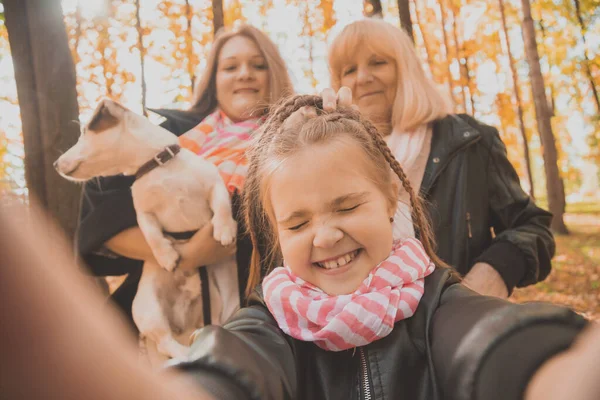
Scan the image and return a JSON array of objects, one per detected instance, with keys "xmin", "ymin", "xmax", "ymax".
[
  {"xmin": 212, "ymin": 217, "xmax": 237, "ymax": 246},
  {"xmin": 154, "ymin": 245, "xmax": 180, "ymax": 272}
]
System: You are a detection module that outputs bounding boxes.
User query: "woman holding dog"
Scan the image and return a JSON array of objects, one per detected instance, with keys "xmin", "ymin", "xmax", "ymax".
[
  {"xmin": 325, "ymin": 19, "xmax": 555, "ymax": 298},
  {"xmin": 77, "ymin": 24, "xmax": 293, "ymax": 331}
]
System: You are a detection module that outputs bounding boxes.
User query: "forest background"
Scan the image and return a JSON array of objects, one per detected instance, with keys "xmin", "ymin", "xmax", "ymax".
[{"xmin": 0, "ymin": 0, "xmax": 598, "ymax": 317}]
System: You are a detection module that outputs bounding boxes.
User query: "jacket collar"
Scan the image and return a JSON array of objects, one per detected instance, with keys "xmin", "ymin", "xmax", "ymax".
[
  {"xmin": 420, "ymin": 115, "xmax": 481, "ymax": 195},
  {"xmin": 147, "ymin": 107, "xmax": 207, "ymax": 127}
]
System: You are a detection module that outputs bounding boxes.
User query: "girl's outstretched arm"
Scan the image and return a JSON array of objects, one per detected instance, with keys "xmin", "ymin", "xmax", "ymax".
[
  {"xmin": 430, "ymin": 276, "xmax": 589, "ymax": 400},
  {"xmin": 170, "ymin": 298, "xmax": 297, "ymax": 400},
  {"xmin": 0, "ymin": 200, "xmax": 212, "ymax": 400}
]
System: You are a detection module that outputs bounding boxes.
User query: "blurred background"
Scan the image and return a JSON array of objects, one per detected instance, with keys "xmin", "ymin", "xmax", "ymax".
[{"xmin": 0, "ymin": 0, "xmax": 598, "ymax": 316}]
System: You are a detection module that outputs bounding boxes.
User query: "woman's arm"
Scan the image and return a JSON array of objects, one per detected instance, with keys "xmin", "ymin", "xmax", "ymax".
[
  {"xmin": 461, "ymin": 116, "xmax": 555, "ymax": 294},
  {"xmin": 431, "ymin": 282, "xmax": 587, "ymax": 400},
  {"xmin": 173, "ymin": 223, "xmax": 237, "ymax": 271}
]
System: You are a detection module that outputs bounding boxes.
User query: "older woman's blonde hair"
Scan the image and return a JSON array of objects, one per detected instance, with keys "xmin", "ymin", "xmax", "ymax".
[
  {"xmin": 329, "ymin": 19, "xmax": 451, "ymax": 133},
  {"xmin": 189, "ymin": 24, "xmax": 293, "ymax": 118}
]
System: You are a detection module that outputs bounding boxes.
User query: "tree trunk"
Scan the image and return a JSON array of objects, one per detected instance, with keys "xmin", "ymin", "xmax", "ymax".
[
  {"xmin": 536, "ymin": 18, "xmax": 556, "ymax": 116},
  {"xmin": 520, "ymin": 0, "xmax": 568, "ymax": 233},
  {"xmin": 573, "ymin": 0, "xmax": 600, "ymax": 114},
  {"xmin": 72, "ymin": 2, "xmax": 82, "ymax": 66},
  {"xmin": 412, "ymin": 0, "xmax": 434, "ymax": 77},
  {"xmin": 212, "ymin": 0, "xmax": 225, "ymax": 34},
  {"xmin": 448, "ymin": 4, "xmax": 468, "ymax": 112},
  {"xmin": 135, "ymin": 0, "xmax": 147, "ymax": 115},
  {"xmin": 4, "ymin": 0, "xmax": 82, "ymax": 240},
  {"xmin": 437, "ymin": 0, "xmax": 458, "ymax": 110},
  {"xmin": 184, "ymin": 0, "xmax": 196, "ymax": 92},
  {"xmin": 499, "ymin": 0, "xmax": 535, "ymax": 199},
  {"xmin": 397, "ymin": 0, "xmax": 414, "ymax": 42},
  {"xmin": 363, "ymin": 0, "xmax": 383, "ymax": 18},
  {"xmin": 98, "ymin": 19, "xmax": 113, "ymax": 98}
]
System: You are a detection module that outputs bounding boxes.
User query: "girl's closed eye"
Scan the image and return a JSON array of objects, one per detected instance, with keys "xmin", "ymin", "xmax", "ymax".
[
  {"xmin": 288, "ymin": 221, "xmax": 308, "ymax": 231},
  {"xmin": 338, "ymin": 203, "xmax": 362, "ymax": 213}
]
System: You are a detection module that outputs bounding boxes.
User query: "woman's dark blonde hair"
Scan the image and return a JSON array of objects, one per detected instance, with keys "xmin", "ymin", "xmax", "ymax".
[
  {"xmin": 244, "ymin": 94, "xmax": 448, "ymax": 295},
  {"xmin": 188, "ymin": 24, "xmax": 293, "ymax": 118}
]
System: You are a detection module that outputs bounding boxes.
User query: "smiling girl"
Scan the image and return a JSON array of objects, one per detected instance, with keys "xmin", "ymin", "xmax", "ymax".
[{"xmin": 170, "ymin": 94, "xmax": 588, "ymax": 400}]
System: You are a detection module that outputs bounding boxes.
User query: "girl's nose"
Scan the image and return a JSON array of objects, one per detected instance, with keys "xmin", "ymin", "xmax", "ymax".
[{"xmin": 313, "ymin": 224, "xmax": 344, "ymax": 248}]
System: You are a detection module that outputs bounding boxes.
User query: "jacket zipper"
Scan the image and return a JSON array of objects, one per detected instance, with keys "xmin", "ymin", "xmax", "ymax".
[
  {"xmin": 359, "ymin": 348, "xmax": 372, "ymax": 400},
  {"xmin": 466, "ymin": 212, "xmax": 473, "ymax": 238}
]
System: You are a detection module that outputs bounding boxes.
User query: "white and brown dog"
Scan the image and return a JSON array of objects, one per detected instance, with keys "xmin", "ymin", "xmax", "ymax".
[{"xmin": 54, "ymin": 99, "xmax": 239, "ymax": 363}]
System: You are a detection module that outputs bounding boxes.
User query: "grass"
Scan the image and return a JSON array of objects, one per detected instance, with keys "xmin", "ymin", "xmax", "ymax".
[{"xmin": 511, "ymin": 212, "xmax": 600, "ymax": 320}]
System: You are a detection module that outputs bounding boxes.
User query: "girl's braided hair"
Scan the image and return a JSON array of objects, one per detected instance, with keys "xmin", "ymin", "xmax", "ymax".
[{"xmin": 243, "ymin": 94, "xmax": 448, "ymax": 295}]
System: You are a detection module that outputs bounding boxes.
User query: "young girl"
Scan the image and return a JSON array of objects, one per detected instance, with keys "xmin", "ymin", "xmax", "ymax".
[{"xmin": 171, "ymin": 94, "xmax": 588, "ymax": 400}]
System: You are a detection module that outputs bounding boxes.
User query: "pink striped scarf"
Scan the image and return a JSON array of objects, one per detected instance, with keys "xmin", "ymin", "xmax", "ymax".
[
  {"xmin": 178, "ymin": 109, "xmax": 261, "ymax": 194},
  {"xmin": 262, "ymin": 238, "xmax": 435, "ymax": 351}
]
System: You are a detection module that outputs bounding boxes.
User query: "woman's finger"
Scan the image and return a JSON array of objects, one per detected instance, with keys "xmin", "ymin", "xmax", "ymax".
[
  {"xmin": 336, "ymin": 86, "xmax": 353, "ymax": 108},
  {"xmin": 284, "ymin": 106, "xmax": 317, "ymax": 128},
  {"xmin": 321, "ymin": 88, "xmax": 337, "ymax": 111}
]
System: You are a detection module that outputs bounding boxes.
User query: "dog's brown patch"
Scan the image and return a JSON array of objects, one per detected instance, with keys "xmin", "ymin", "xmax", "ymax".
[{"xmin": 87, "ymin": 103, "xmax": 122, "ymax": 133}]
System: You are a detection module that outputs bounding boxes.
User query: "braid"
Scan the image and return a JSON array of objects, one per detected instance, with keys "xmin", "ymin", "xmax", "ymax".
[
  {"xmin": 244, "ymin": 95, "xmax": 326, "ymax": 295},
  {"xmin": 358, "ymin": 117, "xmax": 449, "ymax": 269}
]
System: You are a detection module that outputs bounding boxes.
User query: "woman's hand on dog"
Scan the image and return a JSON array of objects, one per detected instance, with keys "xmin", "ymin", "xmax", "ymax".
[{"xmin": 174, "ymin": 223, "xmax": 236, "ymax": 270}]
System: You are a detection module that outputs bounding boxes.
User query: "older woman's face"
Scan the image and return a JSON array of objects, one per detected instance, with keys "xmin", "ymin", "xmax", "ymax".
[
  {"xmin": 216, "ymin": 35, "xmax": 270, "ymax": 122},
  {"xmin": 339, "ymin": 51, "xmax": 397, "ymax": 128}
]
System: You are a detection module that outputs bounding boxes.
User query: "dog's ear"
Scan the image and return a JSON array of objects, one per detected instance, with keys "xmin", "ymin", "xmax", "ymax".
[{"xmin": 87, "ymin": 99, "xmax": 126, "ymax": 133}]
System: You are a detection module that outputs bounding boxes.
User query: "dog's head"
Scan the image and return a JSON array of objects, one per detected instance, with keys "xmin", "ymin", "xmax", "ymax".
[{"xmin": 54, "ymin": 98, "xmax": 168, "ymax": 181}]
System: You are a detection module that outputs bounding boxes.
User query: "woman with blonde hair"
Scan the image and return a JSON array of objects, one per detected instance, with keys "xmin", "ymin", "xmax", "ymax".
[
  {"xmin": 77, "ymin": 24, "xmax": 293, "ymax": 333},
  {"xmin": 327, "ymin": 19, "xmax": 554, "ymax": 298}
]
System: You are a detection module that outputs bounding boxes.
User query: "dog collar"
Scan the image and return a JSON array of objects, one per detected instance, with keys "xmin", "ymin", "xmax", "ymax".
[{"xmin": 135, "ymin": 144, "xmax": 181, "ymax": 180}]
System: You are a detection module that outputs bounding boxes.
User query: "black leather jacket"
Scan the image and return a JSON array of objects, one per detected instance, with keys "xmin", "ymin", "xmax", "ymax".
[
  {"xmin": 174, "ymin": 268, "xmax": 585, "ymax": 400},
  {"xmin": 423, "ymin": 115, "xmax": 554, "ymax": 292}
]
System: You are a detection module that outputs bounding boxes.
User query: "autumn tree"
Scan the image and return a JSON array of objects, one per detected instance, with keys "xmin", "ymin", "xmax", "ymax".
[
  {"xmin": 572, "ymin": 0, "xmax": 599, "ymax": 114},
  {"xmin": 135, "ymin": 0, "xmax": 148, "ymax": 115},
  {"xmin": 212, "ymin": 0, "xmax": 224, "ymax": 34},
  {"xmin": 498, "ymin": 0, "xmax": 535, "ymax": 198},
  {"xmin": 4, "ymin": 0, "xmax": 82, "ymax": 239},
  {"xmin": 521, "ymin": 0, "xmax": 568, "ymax": 233},
  {"xmin": 397, "ymin": 0, "xmax": 414, "ymax": 41}
]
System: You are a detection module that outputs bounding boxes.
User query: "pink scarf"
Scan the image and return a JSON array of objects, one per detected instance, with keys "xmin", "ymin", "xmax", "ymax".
[
  {"xmin": 179, "ymin": 109, "xmax": 261, "ymax": 194},
  {"xmin": 263, "ymin": 238, "xmax": 435, "ymax": 351}
]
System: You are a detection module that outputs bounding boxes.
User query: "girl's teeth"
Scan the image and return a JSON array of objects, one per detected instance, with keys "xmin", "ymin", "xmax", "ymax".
[{"xmin": 319, "ymin": 250, "xmax": 357, "ymax": 269}]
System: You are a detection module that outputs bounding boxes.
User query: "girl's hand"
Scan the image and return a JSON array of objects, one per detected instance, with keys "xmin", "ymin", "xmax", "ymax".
[
  {"xmin": 526, "ymin": 322, "xmax": 600, "ymax": 400},
  {"xmin": 174, "ymin": 223, "xmax": 236, "ymax": 270}
]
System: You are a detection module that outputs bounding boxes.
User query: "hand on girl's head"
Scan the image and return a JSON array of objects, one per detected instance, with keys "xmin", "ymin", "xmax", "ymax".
[
  {"xmin": 321, "ymin": 87, "xmax": 356, "ymax": 111},
  {"xmin": 286, "ymin": 87, "xmax": 357, "ymax": 128}
]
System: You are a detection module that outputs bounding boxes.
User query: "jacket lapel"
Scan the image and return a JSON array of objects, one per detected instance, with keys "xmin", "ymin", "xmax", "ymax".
[{"xmin": 420, "ymin": 115, "xmax": 481, "ymax": 196}]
